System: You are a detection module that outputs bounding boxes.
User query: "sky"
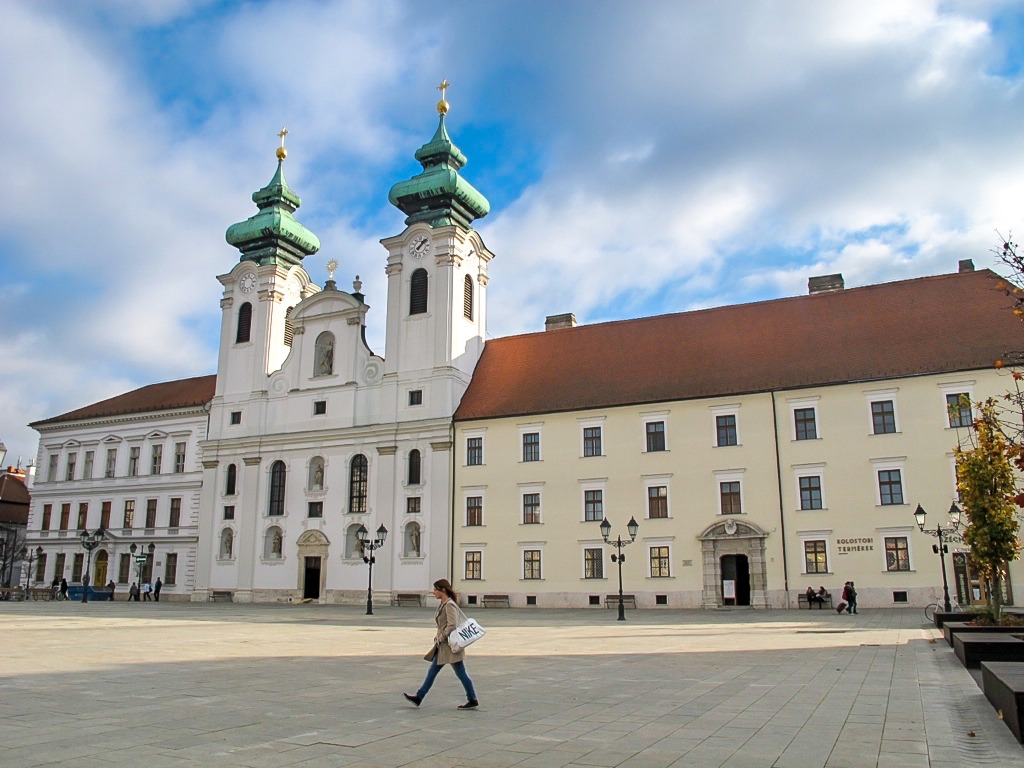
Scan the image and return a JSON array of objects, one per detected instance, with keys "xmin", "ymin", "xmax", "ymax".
[{"xmin": 2, "ymin": 0, "xmax": 1024, "ymax": 468}]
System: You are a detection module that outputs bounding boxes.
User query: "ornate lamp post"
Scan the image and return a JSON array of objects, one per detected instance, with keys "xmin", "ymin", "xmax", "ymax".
[
  {"xmin": 129, "ymin": 542, "xmax": 155, "ymax": 600},
  {"xmin": 914, "ymin": 503, "xmax": 963, "ymax": 612},
  {"xmin": 20, "ymin": 545, "xmax": 43, "ymax": 599},
  {"xmin": 357, "ymin": 523, "xmax": 388, "ymax": 616},
  {"xmin": 79, "ymin": 528, "xmax": 106, "ymax": 603},
  {"xmin": 600, "ymin": 516, "xmax": 639, "ymax": 621}
]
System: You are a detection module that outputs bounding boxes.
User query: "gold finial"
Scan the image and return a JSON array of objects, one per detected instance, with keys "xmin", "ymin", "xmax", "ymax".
[
  {"xmin": 276, "ymin": 126, "xmax": 288, "ymax": 160},
  {"xmin": 436, "ymin": 79, "xmax": 450, "ymax": 116}
]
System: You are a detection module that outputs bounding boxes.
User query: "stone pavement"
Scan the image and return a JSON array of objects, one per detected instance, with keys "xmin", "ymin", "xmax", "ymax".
[{"xmin": 0, "ymin": 603, "xmax": 1020, "ymax": 768}]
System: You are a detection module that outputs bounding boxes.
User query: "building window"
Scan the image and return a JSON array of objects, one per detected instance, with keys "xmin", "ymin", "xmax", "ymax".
[
  {"xmin": 584, "ymin": 489, "xmax": 603, "ymax": 522},
  {"xmin": 313, "ymin": 400, "xmax": 327, "ymax": 415},
  {"xmin": 225, "ymin": 464, "xmax": 237, "ymax": 495},
  {"xmin": 145, "ymin": 499, "xmax": 157, "ymax": 529},
  {"xmin": 269, "ymin": 460, "xmax": 287, "ymax": 516},
  {"xmin": 804, "ymin": 540, "xmax": 829, "ymax": 574},
  {"xmin": 169, "ymin": 498, "xmax": 181, "ymax": 528},
  {"xmin": 794, "ymin": 408, "xmax": 817, "ymax": 440},
  {"xmin": 650, "ymin": 546, "xmax": 671, "ymax": 577},
  {"xmin": 466, "ymin": 496, "xmax": 482, "ymax": 526},
  {"xmin": 799, "ymin": 476, "xmax": 823, "ymax": 510},
  {"xmin": 349, "ymin": 455, "xmax": 368, "ymax": 514},
  {"xmin": 72, "ymin": 553, "xmax": 83, "ymax": 582},
  {"xmin": 583, "ymin": 426, "xmax": 602, "ymax": 457},
  {"xmin": 466, "ymin": 437, "xmax": 483, "ymax": 466},
  {"xmin": 409, "ymin": 389, "xmax": 423, "ymax": 406},
  {"xmin": 648, "ymin": 486, "xmax": 668, "ymax": 519},
  {"xmin": 118, "ymin": 553, "xmax": 130, "ymax": 583},
  {"xmin": 465, "ymin": 551, "xmax": 482, "ymax": 580},
  {"xmin": 83, "ymin": 451, "xmax": 94, "ymax": 480},
  {"xmin": 41, "ymin": 504, "xmax": 52, "ymax": 530},
  {"xmin": 406, "ymin": 497, "xmax": 421, "ymax": 515},
  {"xmin": 410, "ymin": 268, "xmax": 428, "ymax": 315},
  {"xmin": 151, "ymin": 445, "xmax": 163, "ymax": 475},
  {"xmin": 523, "ymin": 550, "xmax": 542, "ymax": 580},
  {"xmin": 646, "ymin": 421, "xmax": 666, "ymax": 452},
  {"xmin": 523, "ymin": 493, "xmax": 541, "ymax": 524},
  {"xmin": 77, "ymin": 503, "xmax": 88, "ymax": 530},
  {"xmin": 47, "ymin": 454, "xmax": 58, "ymax": 482},
  {"xmin": 223, "ymin": 505, "xmax": 235, "ymax": 521},
  {"xmin": 59, "ymin": 503, "xmax": 70, "ymax": 530},
  {"xmin": 105, "ymin": 448, "xmax": 117, "ymax": 478},
  {"xmin": 878, "ymin": 469, "xmax": 904, "ymax": 506},
  {"xmin": 307, "ymin": 501, "xmax": 323, "ymax": 518},
  {"xmin": 35, "ymin": 554, "xmax": 47, "ymax": 583},
  {"xmin": 720, "ymin": 481, "xmax": 742, "ymax": 515},
  {"xmin": 716, "ymin": 415, "xmax": 738, "ymax": 447},
  {"xmin": 463, "ymin": 274, "xmax": 474, "ymax": 320},
  {"xmin": 100, "ymin": 501, "xmax": 111, "ymax": 529},
  {"xmin": 522, "ymin": 432, "xmax": 540, "ymax": 462},
  {"xmin": 53, "ymin": 553, "xmax": 66, "ymax": 581},
  {"xmin": 230, "ymin": 411, "xmax": 242, "ymax": 425},
  {"xmin": 164, "ymin": 553, "xmax": 178, "ymax": 585},
  {"xmin": 127, "ymin": 446, "xmax": 140, "ymax": 476},
  {"xmin": 885, "ymin": 536, "xmax": 911, "ymax": 571},
  {"xmin": 584, "ymin": 548, "xmax": 604, "ymax": 579},
  {"xmin": 122, "ymin": 500, "xmax": 134, "ymax": 528},
  {"xmin": 173, "ymin": 442, "xmax": 186, "ymax": 473},
  {"xmin": 408, "ymin": 449, "xmax": 422, "ymax": 485},
  {"xmin": 65, "ymin": 452, "xmax": 76, "ymax": 481},
  {"xmin": 946, "ymin": 393, "xmax": 972, "ymax": 428},
  {"xmin": 871, "ymin": 400, "xmax": 896, "ymax": 434},
  {"xmin": 236, "ymin": 302, "xmax": 252, "ymax": 343}
]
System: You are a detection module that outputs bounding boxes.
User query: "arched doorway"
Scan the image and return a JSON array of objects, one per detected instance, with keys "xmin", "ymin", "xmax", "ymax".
[
  {"xmin": 94, "ymin": 550, "xmax": 109, "ymax": 587},
  {"xmin": 296, "ymin": 530, "xmax": 330, "ymax": 602},
  {"xmin": 698, "ymin": 519, "xmax": 769, "ymax": 608}
]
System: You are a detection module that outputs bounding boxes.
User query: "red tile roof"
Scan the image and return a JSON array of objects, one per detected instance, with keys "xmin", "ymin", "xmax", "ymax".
[
  {"xmin": 30, "ymin": 375, "xmax": 216, "ymax": 427},
  {"xmin": 0, "ymin": 473, "xmax": 30, "ymax": 525},
  {"xmin": 455, "ymin": 269, "xmax": 1022, "ymax": 421}
]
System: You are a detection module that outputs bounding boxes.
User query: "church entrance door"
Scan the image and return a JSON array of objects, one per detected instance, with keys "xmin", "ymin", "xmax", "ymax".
[{"xmin": 303, "ymin": 557, "xmax": 321, "ymax": 600}]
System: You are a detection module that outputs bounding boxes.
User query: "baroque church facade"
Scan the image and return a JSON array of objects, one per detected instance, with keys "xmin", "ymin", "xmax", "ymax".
[{"xmin": 24, "ymin": 98, "xmax": 1024, "ymax": 608}]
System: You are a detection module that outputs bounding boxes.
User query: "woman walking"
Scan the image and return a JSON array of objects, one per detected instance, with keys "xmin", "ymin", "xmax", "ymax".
[{"xmin": 403, "ymin": 578, "xmax": 479, "ymax": 709}]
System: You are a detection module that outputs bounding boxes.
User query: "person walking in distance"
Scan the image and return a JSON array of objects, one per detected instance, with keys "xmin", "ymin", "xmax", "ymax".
[
  {"xmin": 403, "ymin": 578, "xmax": 479, "ymax": 709},
  {"xmin": 154, "ymin": 577, "xmax": 162, "ymax": 602},
  {"xmin": 847, "ymin": 581, "xmax": 858, "ymax": 614},
  {"xmin": 142, "ymin": 580, "xmax": 152, "ymax": 601}
]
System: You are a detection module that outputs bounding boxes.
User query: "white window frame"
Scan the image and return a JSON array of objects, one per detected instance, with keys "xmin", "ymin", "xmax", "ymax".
[
  {"xmin": 579, "ymin": 478, "xmax": 608, "ymax": 522},
  {"xmin": 793, "ymin": 463, "xmax": 826, "ymax": 511},
  {"xmin": 579, "ymin": 416, "xmax": 606, "ymax": 458},
  {"xmin": 641, "ymin": 410, "xmax": 669, "ymax": 453},
  {"xmin": 581, "ymin": 542, "xmax": 606, "ymax": 580},
  {"xmin": 788, "ymin": 396, "xmax": 821, "ymax": 441},
  {"xmin": 463, "ymin": 548, "xmax": 484, "ymax": 581},
  {"xmin": 715, "ymin": 468, "xmax": 746, "ymax": 515},
  {"xmin": 938, "ymin": 381, "xmax": 975, "ymax": 429},
  {"xmin": 519, "ymin": 422, "xmax": 543, "ymax": 463},
  {"xmin": 871, "ymin": 457, "xmax": 907, "ymax": 507},
  {"xmin": 710, "ymin": 404, "xmax": 741, "ymax": 447},
  {"xmin": 463, "ymin": 429, "xmax": 486, "ymax": 467},
  {"xmin": 519, "ymin": 543, "xmax": 545, "ymax": 581},
  {"xmin": 645, "ymin": 539, "xmax": 674, "ymax": 579},
  {"xmin": 798, "ymin": 530, "xmax": 833, "ymax": 575},
  {"xmin": 461, "ymin": 486, "xmax": 486, "ymax": 528},
  {"xmin": 519, "ymin": 483, "xmax": 544, "ymax": 525},
  {"xmin": 865, "ymin": 388, "xmax": 900, "ymax": 435},
  {"xmin": 642, "ymin": 473, "xmax": 673, "ymax": 519},
  {"xmin": 878, "ymin": 526, "xmax": 916, "ymax": 573}
]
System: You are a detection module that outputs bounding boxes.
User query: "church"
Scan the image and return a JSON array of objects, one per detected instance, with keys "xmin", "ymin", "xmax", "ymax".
[{"xmin": 25, "ymin": 92, "xmax": 1024, "ymax": 609}]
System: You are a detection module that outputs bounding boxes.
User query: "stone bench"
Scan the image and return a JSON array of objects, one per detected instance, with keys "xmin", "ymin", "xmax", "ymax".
[
  {"xmin": 210, "ymin": 590, "xmax": 233, "ymax": 603},
  {"xmin": 481, "ymin": 594, "xmax": 510, "ymax": 608},
  {"xmin": 605, "ymin": 594, "xmax": 637, "ymax": 609},
  {"xmin": 943, "ymin": 621, "xmax": 1024, "ymax": 647},
  {"xmin": 982, "ymin": 662, "xmax": 1024, "ymax": 744},
  {"xmin": 953, "ymin": 632, "xmax": 1024, "ymax": 668},
  {"xmin": 392, "ymin": 593, "xmax": 422, "ymax": 607}
]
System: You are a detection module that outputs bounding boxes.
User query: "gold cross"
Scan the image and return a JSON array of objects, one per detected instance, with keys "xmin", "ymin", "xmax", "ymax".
[
  {"xmin": 437, "ymin": 79, "xmax": 450, "ymax": 100},
  {"xmin": 278, "ymin": 127, "xmax": 289, "ymax": 148}
]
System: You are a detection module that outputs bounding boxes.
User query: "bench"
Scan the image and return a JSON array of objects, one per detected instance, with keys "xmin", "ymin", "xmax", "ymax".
[
  {"xmin": 210, "ymin": 590, "xmax": 233, "ymax": 603},
  {"xmin": 943, "ymin": 622, "xmax": 1024, "ymax": 647},
  {"xmin": 605, "ymin": 594, "xmax": 637, "ymax": 609},
  {"xmin": 953, "ymin": 632, "xmax": 1024, "ymax": 668},
  {"xmin": 982, "ymin": 662, "xmax": 1024, "ymax": 743},
  {"xmin": 30, "ymin": 587, "xmax": 54, "ymax": 601},
  {"xmin": 797, "ymin": 593, "xmax": 832, "ymax": 609},
  {"xmin": 393, "ymin": 593, "xmax": 422, "ymax": 607},
  {"xmin": 482, "ymin": 594, "xmax": 510, "ymax": 608}
]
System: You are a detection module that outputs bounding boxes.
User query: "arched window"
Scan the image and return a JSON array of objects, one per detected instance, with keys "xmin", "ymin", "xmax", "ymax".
[
  {"xmin": 269, "ymin": 460, "xmax": 286, "ymax": 516},
  {"xmin": 346, "ymin": 524, "xmax": 363, "ymax": 559},
  {"xmin": 220, "ymin": 528, "xmax": 234, "ymax": 559},
  {"xmin": 225, "ymin": 463, "xmax": 237, "ymax": 496},
  {"xmin": 264, "ymin": 526, "xmax": 284, "ymax": 559},
  {"xmin": 463, "ymin": 275, "xmax": 474, "ymax": 320},
  {"xmin": 236, "ymin": 302, "xmax": 252, "ymax": 343},
  {"xmin": 308, "ymin": 456, "xmax": 324, "ymax": 491},
  {"xmin": 409, "ymin": 268, "xmax": 428, "ymax": 315},
  {"xmin": 314, "ymin": 332, "xmax": 334, "ymax": 376},
  {"xmin": 405, "ymin": 523, "xmax": 421, "ymax": 557},
  {"xmin": 284, "ymin": 306, "xmax": 295, "ymax": 347},
  {"xmin": 349, "ymin": 454, "xmax": 368, "ymax": 514},
  {"xmin": 408, "ymin": 449, "xmax": 421, "ymax": 485}
]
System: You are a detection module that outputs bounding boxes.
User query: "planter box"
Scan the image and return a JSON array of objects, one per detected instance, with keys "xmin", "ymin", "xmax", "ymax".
[
  {"xmin": 981, "ymin": 662, "xmax": 1024, "ymax": 744},
  {"xmin": 953, "ymin": 632, "xmax": 1024, "ymax": 668},
  {"xmin": 933, "ymin": 611, "xmax": 968, "ymax": 629},
  {"xmin": 943, "ymin": 622, "xmax": 1024, "ymax": 647}
]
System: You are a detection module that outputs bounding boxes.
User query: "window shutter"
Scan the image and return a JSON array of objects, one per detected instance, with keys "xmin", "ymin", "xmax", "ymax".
[{"xmin": 410, "ymin": 269, "xmax": 428, "ymax": 315}]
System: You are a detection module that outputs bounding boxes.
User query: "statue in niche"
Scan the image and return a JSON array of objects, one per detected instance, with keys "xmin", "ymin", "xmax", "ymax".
[
  {"xmin": 271, "ymin": 529, "xmax": 283, "ymax": 557},
  {"xmin": 408, "ymin": 525, "xmax": 420, "ymax": 557},
  {"xmin": 221, "ymin": 529, "xmax": 233, "ymax": 558},
  {"xmin": 312, "ymin": 463, "xmax": 324, "ymax": 490},
  {"xmin": 315, "ymin": 335, "xmax": 334, "ymax": 376}
]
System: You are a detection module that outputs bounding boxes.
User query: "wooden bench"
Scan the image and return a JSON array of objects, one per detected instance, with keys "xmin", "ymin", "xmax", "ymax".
[
  {"xmin": 30, "ymin": 587, "xmax": 54, "ymax": 601},
  {"xmin": 210, "ymin": 590, "xmax": 233, "ymax": 603},
  {"xmin": 797, "ymin": 593, "xmax": 832, "ymax": 609},
  {"xmin": 605, "ymin": 594, "xmax": 637, "ymax": 609},
  {"xmin": 392, "ymin": 593, "xmax": 422, "ymax": 607},
  {"xmin": 982, "ymin": 662, "xmax": 1024, "ymax": 743},
  {"xmin": 482, "ymin": 594, "xmax": 510, "ymax": 608}
]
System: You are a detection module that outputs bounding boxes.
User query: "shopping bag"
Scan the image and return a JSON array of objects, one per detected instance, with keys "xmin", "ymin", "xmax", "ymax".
[{"xmin": 448, "ymin": 605, "xmax": 486, "ymax": 652}]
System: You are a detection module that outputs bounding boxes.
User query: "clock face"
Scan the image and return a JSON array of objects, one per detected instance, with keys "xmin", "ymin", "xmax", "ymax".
[
  {"xmin": 408, "ymin": 235, "xmax": 430, "ymax": 258},
  {"xmin": 239, "ymin": 273, "xmax": 256, "ymax": 294}
]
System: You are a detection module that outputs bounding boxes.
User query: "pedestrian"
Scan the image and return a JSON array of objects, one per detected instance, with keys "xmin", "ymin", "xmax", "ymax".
[
  {"xmin": 129, "ymin": 582, "xmax": 139, "ymax": 602},
  {"xmin": 142, "ymin": 581, "xmax": 152, "ymax": 601},
  {"xmin": 107, "ymin": 579, "xmax": 116, "ymax": 601},
  {"xmin": 59, "ymin": 577, "xmax": 68, "ymax": 601},
  {"xmin": 403, "ymin": 578, "xmax": 479, "ymax": 710},
  {"xmin": 848, "ymin": 581, "xmax": 858, "ymax": 614},
  {"xmin": 154, "ymin": 577, "xmax": 162, "ymax": 602}
]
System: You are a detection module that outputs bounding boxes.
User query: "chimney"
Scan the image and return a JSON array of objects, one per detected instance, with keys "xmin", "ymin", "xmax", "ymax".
[
  {"xmin": 545, "ymin": 313, "xmax": 577, "ymax": 331},
  {"xmin": 808, "ymin": 274, "xmax": 845, "ymax": 294},
  {"xmin": 958, "ymin": 259, "xmax": 974, "ymax": 273},
  {"xmin": 24, "ymin": 462, "xmax": 35, "ymax": 490}
]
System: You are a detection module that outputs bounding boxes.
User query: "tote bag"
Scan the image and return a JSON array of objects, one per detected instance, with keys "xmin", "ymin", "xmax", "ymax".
[{"xmin": 448, "ymin": 604, "xmax": 486, "ymax": 652}]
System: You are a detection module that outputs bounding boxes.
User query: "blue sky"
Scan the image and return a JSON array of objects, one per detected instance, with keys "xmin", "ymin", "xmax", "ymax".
[{"xmin": 2, "ymin": 0, "xmax": 1024, "ymax": 467}]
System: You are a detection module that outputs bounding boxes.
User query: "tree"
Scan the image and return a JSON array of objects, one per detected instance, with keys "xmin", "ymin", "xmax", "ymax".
[{"xmin": 955, "ymin": 399, "xmax": 1020, "ymax": 614}]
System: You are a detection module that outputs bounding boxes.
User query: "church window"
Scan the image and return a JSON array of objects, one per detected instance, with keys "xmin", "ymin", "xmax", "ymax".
[
  {"xmin": 349, "ymin": 454, "xmax": 368, "ymax": 514},
  {"xmin": 408, "ymin": 449, "xmax": 421, "ymax": 485},
  {"xmin": 236, "ymin": 302, "xmax": 253, "ymax": 343},
  {"xmin": 308, "ymin": 501, "xmax": 323, "ymax": 518},
  {"xmin": 269, "ymin": 460, "xmax": 286, "ymax": 516},
  {"xmin": 313, "ymin": 400, "xmax": 327, "ymax": 415},
  {"xmin": 463, "ymin": 275, "xmax": 474, "ymax": 320},
  {"xmin": 409, "ymin": 389, "xmax": 423, "ymax": 406},
  {"xmin": 230, "ymin": 411, "xmax": 242, "ymax": 425},
  {"xmin": 410, "ymin": 268, "xmax": 428, "ymax": 315},
  {"xmin": 225, "ymin": 464, "xmax": 237, "ymax": 495},
  {"xmin": 314, "ymin": 332, "xmax": 334, "ymax": 375}
]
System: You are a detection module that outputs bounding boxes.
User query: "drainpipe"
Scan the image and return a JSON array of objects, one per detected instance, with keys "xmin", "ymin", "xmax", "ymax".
[
  {"xmin": 771, "ymin": 391, "xmax": 790, "ymax": 607},
  {"xmin": 449, "ymin": 418, "xmax": 456, "ymax": 583}
]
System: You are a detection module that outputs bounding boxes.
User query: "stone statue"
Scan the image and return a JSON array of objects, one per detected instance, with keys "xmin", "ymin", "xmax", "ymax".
[{"xmin": 316, "ymin": 336, "xmax": 334, "ymax": 376}]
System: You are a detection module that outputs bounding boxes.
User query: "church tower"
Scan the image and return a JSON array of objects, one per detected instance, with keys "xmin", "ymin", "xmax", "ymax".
[{"xmin": 381, "ymin": 82, "xmax": 495, "ymax": 418}]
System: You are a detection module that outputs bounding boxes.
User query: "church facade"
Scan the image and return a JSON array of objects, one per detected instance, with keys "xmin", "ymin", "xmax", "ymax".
[{"xmin": 23, "ymin": 101, "xmax": 1024, "ymax": 608}]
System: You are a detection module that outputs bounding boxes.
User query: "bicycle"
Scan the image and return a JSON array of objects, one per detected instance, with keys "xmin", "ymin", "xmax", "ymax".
[{"xmin": 924, "ymin": 599, "xmax": 962, "ymax": 622}]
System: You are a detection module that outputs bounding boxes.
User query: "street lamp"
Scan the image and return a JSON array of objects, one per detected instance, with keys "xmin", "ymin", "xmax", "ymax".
[
  {"xmin": 20, "ymin": 545, "xmax": 43, "ymax": 599},
  {"xmin": 129, "ymin": 542, "xmax": 155, "ymax": 600},
  {"xmin": 600, "ymin": 516, "xmax": 639, "ymax": 621},
  {"xmin": 357, "ymin": 523, "xmax": 388, "ymax": 615},
  {"xmin": 79, "ymin": 527, "xmax": 106, "ymax": 603},
  {"xmin": 914, "ymin": 503, "xmax": 963, "ymax": 613}
]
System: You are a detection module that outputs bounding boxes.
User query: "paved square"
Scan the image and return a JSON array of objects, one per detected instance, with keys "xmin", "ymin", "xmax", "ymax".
[{"xmin": 0, "ymin": 604, "xmax": 1020, "ymax": 767}]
